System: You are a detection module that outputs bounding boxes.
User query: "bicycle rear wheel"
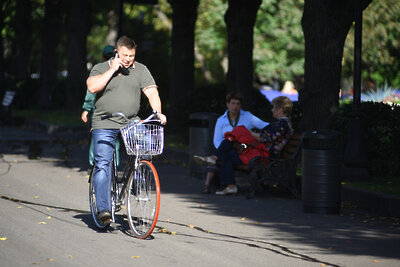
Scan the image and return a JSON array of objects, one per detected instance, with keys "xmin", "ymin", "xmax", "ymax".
[
  {"xmin": 89, "ymin": 166, "xmax": 109, "ymax": 229},
  {"xmin": 126, "ymin": 160, "xmax": 160, "ymax": 239}
]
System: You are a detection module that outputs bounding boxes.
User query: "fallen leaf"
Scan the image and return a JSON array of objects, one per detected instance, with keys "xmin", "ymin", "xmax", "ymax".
[
  {"xmin": 321, "ymin": 264, "xmax": 325, "ymax": 266},
  {"xmin": 35, "ymin": 184, "xmax": 39, "ymax": 187},
  {"xmin": 46, "ymin": 207, "xmax": 51, "ymax": 211},
  {"xmin": 241, "ymin": 218, "xmax": 246, "ymax": 221},
  {"xmin": 38, "ymin": 222, "xmax": 47, "ymax": 225},
  {"xmin": 131, "ymin": 256, "xmax": 140, "ymax": 259},
  {"xmin": 66, "ymin": 175, "xmax": 71, "ymax": 178},
  {"xmin": 17, "ymin": 206, "xmax": 22, "ymax": 209},
  {"xmin": 166, "ymin": 218, "xmax": 170, "ymax": 222},
  {"xmin": 0, "ymin": 237, "xmax": 7, "ymax": 241},
  {"xmin": 47, "ymin": 258, "xmax": 55, "ymax": 262},
  {"xmin": 34, "ymin": 196, "xmax": 39, "ymax": 199},
  {"xmin": 188, "ymin": 224, "xmax": 194, "ymax": 228},
  {"xmin": 159, "ymin": 228, "xmax": 167, "ymax": 233},
  {"xmin": 373, "ymin": 260, "xmax": 380, "ymax": 263},
  {"xmin": 46, "ymin": 216, "xmax": 51, "ymax": 219},
  {"xmin": 68, "ymin": 254, "xmax": 73, "ymax": 259},
  {"xmin": 171, "ymin": 232, "xmax": 177, "ymax": 235}
]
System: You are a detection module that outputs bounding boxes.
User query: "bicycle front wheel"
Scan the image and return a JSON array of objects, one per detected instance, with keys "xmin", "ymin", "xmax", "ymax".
[{"xmin": 126, "ymin": 160, "xmax": 160, "ymax": 239}]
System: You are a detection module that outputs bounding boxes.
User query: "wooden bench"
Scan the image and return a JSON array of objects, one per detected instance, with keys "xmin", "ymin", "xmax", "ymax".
[{"xmin": 235, "ymin": 133, "xmax": 303, "ymax": 198}]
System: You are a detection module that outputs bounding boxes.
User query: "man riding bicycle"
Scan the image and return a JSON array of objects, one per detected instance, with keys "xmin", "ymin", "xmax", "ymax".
[{"xmin": 86, "ymin": 36, "xmax": 167, "ymax": 224}]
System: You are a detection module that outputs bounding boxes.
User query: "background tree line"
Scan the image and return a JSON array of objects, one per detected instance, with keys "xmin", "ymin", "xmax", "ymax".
[{"xmin": 1, "ymin": 0, "xmax": 399, "ymax": 132}]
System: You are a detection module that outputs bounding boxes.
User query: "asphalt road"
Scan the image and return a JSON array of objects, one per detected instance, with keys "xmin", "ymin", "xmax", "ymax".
[{"xmin": 0, "ymin": 139, "xmax": 399, "ymax": 267}]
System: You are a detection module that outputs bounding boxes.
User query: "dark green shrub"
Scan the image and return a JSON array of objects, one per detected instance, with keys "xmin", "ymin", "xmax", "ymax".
[{"xmin": 331, "ymin": 101, "xmax": 400, "ymax": 177}]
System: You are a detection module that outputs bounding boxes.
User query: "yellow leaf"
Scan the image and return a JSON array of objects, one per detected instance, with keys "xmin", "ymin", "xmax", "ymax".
[
  {"xmin": 34, "ymin": 195, "xmax": 39, "ymax": 199},
  {"xmin": 35, "ymin": 184, "xmax": 39, "ymax": 187},
  {"xmin": 46, "ymin": 207, "xmax": 51, "ymax": 211},
  {"xmin": 166, "ymin": 218, "xmax": 170, "ymax": 222},
  {"xmin": 47, "ymin": 258, "xmax": 55, "ymax": 262},
  {"xmin": 0, "ymin": 237, "xmax": 7, "ymax": 241},
  {"xmin": 68, "ymin": 254, "xmax": 73, "ymax": 259},
  {"xmin": 17, "ymin": 206, "xmax": 22, "ymax": 209},
  {"xmin": 121, "ymin": 206, "xmax": 126, "ymax": 209},
  {"xmin": 46, "ymin": 216, "xmax": 51, "ymax": 219},
  {"xmin": 321, "ymin": 264, "xmax": 325, "ymax": 266},
  {"xmin": 131, "ymin": 256, "xmax": 140, "ymax": 259},
  {"xmin": 241, "ymin": 218, "xmax": 246, "ymax": 221},
  {"xmin": 188, "ymin": 224, "xmax": 194, "ymax": 228},
  {"xmin": 373, "ymin": 260, "xmax": 380, "ymax": 263},
  {"xmin": 170, "ymin": 232, "xmax": 176, "ymax": 235},
  {"xmin": 38, "ymin": 222, "xmax": 47, "ymax": 225},
  {"xmin": 159, "ymin": 228, "xmax": 167, "ymax": 233}
]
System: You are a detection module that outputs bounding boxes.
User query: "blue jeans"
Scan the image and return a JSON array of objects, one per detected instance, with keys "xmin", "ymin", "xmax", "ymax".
[
  {"xmin": 92, "ymin": 129, "xmax": 119, "ymax": 213},
  {"xmin": 215, "ymin": 140, "xmax": 242, "ymax": 186}
]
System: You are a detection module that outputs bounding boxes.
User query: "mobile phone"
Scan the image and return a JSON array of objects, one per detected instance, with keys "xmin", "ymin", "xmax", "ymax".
[{"xmin": 114, "ymin": 51, "xmax": 129, "ymax": 75}]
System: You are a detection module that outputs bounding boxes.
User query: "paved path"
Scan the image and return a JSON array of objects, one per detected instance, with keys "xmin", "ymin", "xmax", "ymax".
[{"xmin": 0, "ymin": 125, "xmax": 399, "ymax": 266}]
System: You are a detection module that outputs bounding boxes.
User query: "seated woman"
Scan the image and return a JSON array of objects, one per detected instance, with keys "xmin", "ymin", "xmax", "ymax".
[
  {"xmin": 195, "ymin": 96, "xmax": 294, "ymax": 196},
  {"xmin": 252, "ymin": 96, "xmax": 294, "ymax": 158}
]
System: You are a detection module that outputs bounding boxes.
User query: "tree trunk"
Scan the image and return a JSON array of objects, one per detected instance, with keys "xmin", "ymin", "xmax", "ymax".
[
  {"xmin": 167, "ymin": 0, "xmax": 199, "ymax": 129},
  {"xmin": 13, "ymin": 0, "xmax": 32, "ymax": 81},
  {"xmin": 0, "ymin": 1, "xmax": 5, "ymax": 86},
  {"xmin": 38, "ymin": 0, "xmax": 64, "ymax": 109},
  {"xmin": 66, "ymin": 0, "xmax": 91, "ymax": 110},
  {"xmin": 225, "ymin": 0, "xmax": 261, "ymax": 109},
  {"xmin": 300, "ymin": 0, "xmax": 372, "ymax": 131}
]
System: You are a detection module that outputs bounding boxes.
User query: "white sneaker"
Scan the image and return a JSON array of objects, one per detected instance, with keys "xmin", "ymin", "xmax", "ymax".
[
  {"xmin": 215, "ymin": 186, "xmax": 238, "ymax": 195},
  {"xmin": 193, "ymin": 155, "xmax": 216, "ymax": 166}
]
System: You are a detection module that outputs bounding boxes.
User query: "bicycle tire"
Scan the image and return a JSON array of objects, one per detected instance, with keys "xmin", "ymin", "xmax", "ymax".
[
  {"xmin": 88, "ymin": 165, "xmax": 109, "ymax": 230},
  {"xmin": 126, "ymin": 160, "xmax": 160, "ymax": 239}
]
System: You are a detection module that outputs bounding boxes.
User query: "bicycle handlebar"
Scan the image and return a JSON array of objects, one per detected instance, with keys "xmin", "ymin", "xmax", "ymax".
[{"xmin": 101, "ymin": 111, "xmax": 161, "ymax": 125}]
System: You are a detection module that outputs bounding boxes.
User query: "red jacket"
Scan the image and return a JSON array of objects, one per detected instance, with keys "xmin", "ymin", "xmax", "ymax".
[{"xmin": 224, "ymin": 126, "xmax": 270, "ymax": 165}]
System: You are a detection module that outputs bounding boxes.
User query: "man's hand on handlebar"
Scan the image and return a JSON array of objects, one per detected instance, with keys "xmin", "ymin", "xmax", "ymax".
[{"xmin": 156, "ymin": 113, "xmax": 167, "ymax": 125}]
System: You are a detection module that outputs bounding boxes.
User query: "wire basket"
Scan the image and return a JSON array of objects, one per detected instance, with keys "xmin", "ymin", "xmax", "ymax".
[{"xmin": 120, "ymin": 123, "xmax": 164, "ymax": 156}]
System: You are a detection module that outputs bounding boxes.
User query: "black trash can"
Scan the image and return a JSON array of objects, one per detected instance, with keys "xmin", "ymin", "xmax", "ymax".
[
  {"xmin": 302, "ymin": 130, "xmax": 342, "ymax": 214},
  {"xmin": 189, "ymin": 112, "xmax": 219, "ymax": 178}
]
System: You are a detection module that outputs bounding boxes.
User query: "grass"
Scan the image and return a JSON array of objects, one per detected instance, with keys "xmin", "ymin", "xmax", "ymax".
[{"xmin": 343, "ymin": 177, "xmax": 400, "ymax": 197}]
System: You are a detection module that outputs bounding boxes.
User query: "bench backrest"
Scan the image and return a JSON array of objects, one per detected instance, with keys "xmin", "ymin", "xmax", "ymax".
[{"xmin": 279, "ymin": 133, "xmax": 302, "ymax": 160}]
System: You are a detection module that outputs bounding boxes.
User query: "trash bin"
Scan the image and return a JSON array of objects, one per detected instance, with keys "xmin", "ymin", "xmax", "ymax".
[
  {"xmin": 189, "ymin": 112, "xmax": 219, "ymax": 178},
  {"xmin": 302, "ymin": 130, "xmax": 342, "ymax": 214}
]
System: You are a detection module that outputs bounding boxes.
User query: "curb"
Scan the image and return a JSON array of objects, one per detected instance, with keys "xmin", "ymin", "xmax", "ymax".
[{"xmin": 342, "ymin": 185, "xmax": 400, "ymax": 217}]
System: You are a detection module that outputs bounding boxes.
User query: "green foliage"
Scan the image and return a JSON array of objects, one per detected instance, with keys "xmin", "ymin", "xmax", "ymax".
[
  {"xmin": 195, "ymin": 0, "xmax": 228, "ymax": 83},
  {"xmin": 342, "ymin": 0, "xmax": 400, "ymax": 89},
  {"xmin": 331, "ymin": 101, "xmax": 400, "ymax": 178},
  {"xmin": 254, "ymin": 0, "xmax": 305, "ymax": 86}
]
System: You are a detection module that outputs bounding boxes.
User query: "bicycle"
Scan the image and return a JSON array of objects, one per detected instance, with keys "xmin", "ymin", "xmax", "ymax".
[{"xmin": 88, "ymin": 112, "xmax": 163, "ymax": 239}]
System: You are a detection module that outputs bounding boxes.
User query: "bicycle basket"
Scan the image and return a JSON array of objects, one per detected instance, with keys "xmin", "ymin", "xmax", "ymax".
[{"xmin": 120, "ymin": 123, "xmax": 164, "ymax": 156}]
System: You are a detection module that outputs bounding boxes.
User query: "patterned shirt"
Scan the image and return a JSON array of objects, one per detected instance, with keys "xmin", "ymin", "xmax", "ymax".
[{"xmin": 260, "ymin": 117, "xmax": 293, "ymax": 157}]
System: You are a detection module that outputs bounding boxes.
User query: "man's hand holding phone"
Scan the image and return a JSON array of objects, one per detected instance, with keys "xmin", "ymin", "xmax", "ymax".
[{"xmin": 112, "ymin": 52, "xmax": 129, "ymax": 75}]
